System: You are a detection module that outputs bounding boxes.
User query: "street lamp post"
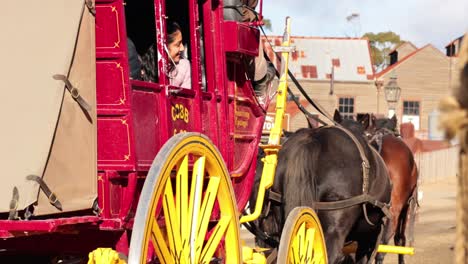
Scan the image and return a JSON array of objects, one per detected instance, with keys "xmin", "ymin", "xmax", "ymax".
[
  {"xmin": 384, "ymin": 71, "xmax": 401, "ymax": 118},
  {"xmin": 375, "ymin": 78, "xmax": 384, "ymax": 114}
]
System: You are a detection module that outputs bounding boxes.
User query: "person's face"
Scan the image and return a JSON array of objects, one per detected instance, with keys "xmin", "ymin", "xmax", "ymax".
[{"xmin": 168, "ymin": 30, "xmax": 184, "ymax": 63}]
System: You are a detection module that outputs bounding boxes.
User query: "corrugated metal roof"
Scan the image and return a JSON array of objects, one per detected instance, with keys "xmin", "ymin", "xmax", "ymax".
[{"xmin": 263, "ymin": 36, "xmax": 374, "ymax": 82}]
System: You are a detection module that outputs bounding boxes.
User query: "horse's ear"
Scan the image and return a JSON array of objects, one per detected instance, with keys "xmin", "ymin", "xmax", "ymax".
[
  {"xmin": 371, "ymin": 114, "xmax": 377, "ymax": 127},
  {"xmin": 283, "ymin": 130, "xmax": 294, "ymax": 138},
  {"xmin": 391, "ymin": 114, "xmax": 397, "ymax": 124},
  {"xmin": 359, "ymin": 114, "xmax": 370, "ymax": 129},
  {"xmin": 306, "ymin": 115, "xmax": 318, "ymax": 129},
  {"xmin": 333, "ymin": 109, "xmax": 342, "ymax": 123}
]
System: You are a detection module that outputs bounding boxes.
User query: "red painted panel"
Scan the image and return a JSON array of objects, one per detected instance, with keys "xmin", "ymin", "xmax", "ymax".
[
  {"xmin": 235, "ymin": 104, "xmax": 257, "ymax": 132},
  {"xmin": 96, "ymin": 60, "xmax": 127, "ymax": 106},
  {"xmin": 223, "ymin": 21, "xmax": 260, "ymax": 57},
  {"xmin": 132, "ymin": 89, "xmax": 160, "ymax": 167},
  {"xmin": 97, "ymin": 116, "xmax": 134, "ymax": 167},
  {"xmin": 109, "ymin": 181, "xmax": 122, "ymax": 218},
  {"xmin": 97, "ymin": 172, "xmax": 109, "ymax": 218},
  {"xmin": 95, "ymin": 5, "xmax": 123, "ymax": 51},
  {"xmin": 201, "ymin": 92, "xmax": 218, "ymax": 145}
]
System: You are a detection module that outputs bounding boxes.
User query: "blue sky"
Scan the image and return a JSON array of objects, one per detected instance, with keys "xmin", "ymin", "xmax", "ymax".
[{"xmin": 262, "ymin": 0, "xmax": 468, "ymax": 50}]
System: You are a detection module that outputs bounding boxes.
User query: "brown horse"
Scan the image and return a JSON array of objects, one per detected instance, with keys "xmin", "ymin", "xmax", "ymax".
[{"xmin": 360, "ymin": 114, "xmax": 419, "ymax": 264}]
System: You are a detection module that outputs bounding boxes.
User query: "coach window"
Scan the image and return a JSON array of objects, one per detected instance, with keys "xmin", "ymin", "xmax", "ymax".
[
  {"xmin": 338, "ymin": 97, "xmax": 354, "ymax": 120},
  {"xmin": 165, "ymin": 0, "xmax": 205, "ymax": 90},
  {"xmin": 124, "ymin": 0, "xmax": 159, "ymax": 83}
]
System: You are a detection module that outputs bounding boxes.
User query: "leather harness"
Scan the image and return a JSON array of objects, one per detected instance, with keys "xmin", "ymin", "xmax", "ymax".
[{"xmin": 266, "ymin": 125, "xmax": 392, "ymax": 222}]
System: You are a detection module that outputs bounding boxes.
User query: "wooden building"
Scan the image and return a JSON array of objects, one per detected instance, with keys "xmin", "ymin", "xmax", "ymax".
[
  {"xmin": 263, "ymin": 36, "xmax": 461, "ymax": 138},
  {"xmin": 264, "ymin": 36, "xmax": 378, "ymax": 132},
  {"xmin": 376, "ymin": 42, "xmax": 455, "ymax": 138}
]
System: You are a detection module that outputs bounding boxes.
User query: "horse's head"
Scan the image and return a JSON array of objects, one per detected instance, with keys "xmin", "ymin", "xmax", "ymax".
[
  {"xmin": 356, "ymin": 113, "xmax": 378, "ymax": 140},
  {"xmin": 375, "ymin": 114, "xmax": 398, "ymax": 134},
  {"xmin": 333, "ymin": 109, "xmax": 366, "ymax": 136}
]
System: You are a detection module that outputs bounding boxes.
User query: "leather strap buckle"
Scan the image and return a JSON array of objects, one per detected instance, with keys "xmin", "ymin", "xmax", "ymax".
[
  {"xmin": 48, "ymin": 192, "xmax": 58, "ymax": 204},
  {"xmin": 70, "ymin": 87, "xmax": 80, "ymax": 99},
  {"xmin": 53, "ymin": 74, "xmax": 92, "ymax": 112},
  {"xmin": 26, "ymin": 175, "xmax": 63, "ymax": 211},
  {"xmin": 8, "ymin": 187, "xmax": 19, "ymax": 220}
]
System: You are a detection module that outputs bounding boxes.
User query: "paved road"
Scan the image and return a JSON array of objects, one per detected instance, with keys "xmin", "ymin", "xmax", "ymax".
[{"xmin": 241, "ymin": 177, "xmax": 457, "ymax": 263}]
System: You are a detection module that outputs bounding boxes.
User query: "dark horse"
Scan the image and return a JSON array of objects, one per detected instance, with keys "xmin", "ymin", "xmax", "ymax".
[
  {"xmin": 359, "ymin": 114, "xmax": 419, "ymax": 264},
  {"xmin": 250, "ymin": 110, "xmax": 392, "ymax": 263}
]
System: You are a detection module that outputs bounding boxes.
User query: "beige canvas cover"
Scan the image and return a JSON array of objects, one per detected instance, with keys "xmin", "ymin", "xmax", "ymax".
[{"xmin": 0, "ymin": 1, "xmax": 97, "ymax": 214}]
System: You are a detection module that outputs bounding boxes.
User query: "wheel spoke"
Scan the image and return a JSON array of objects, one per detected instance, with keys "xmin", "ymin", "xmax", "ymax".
[
  {"xmin": 151, "ymin": 219, "xmax": 173, "ymax": 262},
  {"xmin": 296, "ymin": 222, "xmax": 306, "ymax": 263},
  {"xmin": 200, "ymin": 215, "xmax": 231, "ymax": 263},
  {"xmin": 188, "ymin": 156, "xmax": 205, "ymax": 263},
  {"xmin": 305, "ymin": 227, "xmax": 315, "ymax": 263},
  {"xmin": 162, "ymin": 177, "xmax": 182, "ymax": 261},
  {"xmin": 176, "ymin": 155, "xmax": 189, "ymax": 260},
  {"xmin": 195, "ymin": 176, "xmax": 221, "ymax": 260}
]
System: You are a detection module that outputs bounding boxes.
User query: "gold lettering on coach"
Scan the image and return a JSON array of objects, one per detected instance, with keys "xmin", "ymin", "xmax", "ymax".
[{"xmin": 171, "ymin": 104, "xmax": 189, "ymax": 123}]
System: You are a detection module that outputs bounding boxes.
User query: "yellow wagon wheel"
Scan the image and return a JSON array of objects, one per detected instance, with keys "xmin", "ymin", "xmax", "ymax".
[
  {"xmin": 277, "ymin": 207, "xmax": 328, "ymax": 264},
  {"xmin": 128, "ymin": 133, "xmax": 241, "ymax": 263}
]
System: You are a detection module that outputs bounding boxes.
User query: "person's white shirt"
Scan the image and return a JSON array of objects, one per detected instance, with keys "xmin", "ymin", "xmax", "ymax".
[{"xmin": 169, "ymin": 58, "xmax": 191, "ymax": 89}]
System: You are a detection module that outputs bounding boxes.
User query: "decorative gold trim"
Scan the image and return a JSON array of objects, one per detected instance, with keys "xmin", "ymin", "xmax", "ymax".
[
  {"xmin": 99, "ymin": 62, "xmax": 126, "ymax": 106},
  {"xmin": 96, "ymin": 6, "xmax": 121, "ymax": 49},
  {"xmin": 97, "ymin": 174, "xmax": 105, "ymax": 213},
  {"xmin": 99, "ymin": 118, "xmax": 132, "ymax": 162}
]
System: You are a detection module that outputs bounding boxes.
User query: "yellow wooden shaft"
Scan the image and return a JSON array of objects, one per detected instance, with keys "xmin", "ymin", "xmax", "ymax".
[
  {"xmin": 240, "ymin": 17, "xmax": 292, "ymax": 224},
  {"xmin": 269, "ymin": 17, "xmax": 291, "ymax": 146},
  {"xmin": 377, "ymin": 245, "xmax": 415, "ymax": 255}
]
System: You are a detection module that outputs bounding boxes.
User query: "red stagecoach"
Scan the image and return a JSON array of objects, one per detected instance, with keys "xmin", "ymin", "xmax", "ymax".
[
  {"xmin": 0, "ymin": 0, "xmax": 420, "ymax": 262},
  {"xmin": 0, "ymin": 0, "xmax": 286, "ymax": 262}
]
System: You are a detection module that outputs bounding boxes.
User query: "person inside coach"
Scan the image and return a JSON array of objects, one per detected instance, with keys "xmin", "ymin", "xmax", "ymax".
[{"xmin": 165, "ymin": 21, "xmax": 191, "ymax": 89}]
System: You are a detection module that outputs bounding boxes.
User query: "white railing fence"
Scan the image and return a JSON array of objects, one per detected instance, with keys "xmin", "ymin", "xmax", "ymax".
[{"xmin": 414, "ymin": 146, "xmax": 459, "ymax": 183}]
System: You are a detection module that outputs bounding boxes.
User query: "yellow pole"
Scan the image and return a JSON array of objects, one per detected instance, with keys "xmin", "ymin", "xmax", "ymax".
[
  {"xmin": 377, "ymin": 245, "xmax": 415, "ymax": 255},
  {"xmin": 241, "ymin": 17, "xmax": 292, "ymax": 224}
]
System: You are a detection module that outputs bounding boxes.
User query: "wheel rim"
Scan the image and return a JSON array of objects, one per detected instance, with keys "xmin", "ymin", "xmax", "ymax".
[
  {"xmin": 278, "ymin": 207, "xmax": 328, "ymax": 264},
  {"xmin": 129, "ymin": 133, "xmax": 240, "ymax": 263}
]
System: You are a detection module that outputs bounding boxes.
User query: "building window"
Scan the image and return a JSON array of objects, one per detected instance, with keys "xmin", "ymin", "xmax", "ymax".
[
  {"xmin": 338, "ymin": 97, "xmax": 354, "ymax": 119},
  {"xmin": 403, "ymin": 101, "xmax": 420, "ymax": 115},
  {"xmin": 332, "ymin": 58, "xmax": 341, "ymax": 67},
  {"xmin": 301, "ymin": 65, "xmax": 318, "ymax": 78},
  {"xmin": 390, "ymin": 51, "xmax": 398, "ymax": 65},
  {"xmin": 446, "ymin": 44, "xmax": 456, "ymax": 57},
  {"xmin": 402, "ymin": 100, "xmax": 420, "ymax": 130}
]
